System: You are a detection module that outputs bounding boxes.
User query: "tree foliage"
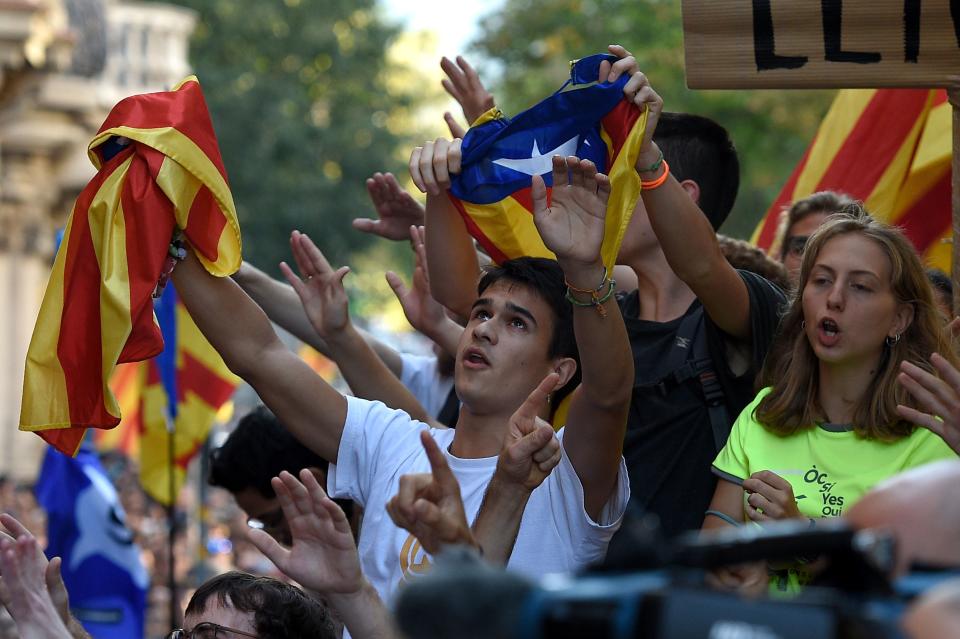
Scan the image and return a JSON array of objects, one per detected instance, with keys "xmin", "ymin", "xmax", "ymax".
[
  {"xmin": 471, "ymin": 0, "xmax": 836, "ymax": 239},
  {"xmin": 174, "ymin": 0, "xmax": 419, "ymax": 272}
]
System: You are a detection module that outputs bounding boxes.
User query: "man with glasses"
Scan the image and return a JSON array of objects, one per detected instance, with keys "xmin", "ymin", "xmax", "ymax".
[{"xmin": 168, "ymin": 571, "xmax": 335, "ymax": 639}]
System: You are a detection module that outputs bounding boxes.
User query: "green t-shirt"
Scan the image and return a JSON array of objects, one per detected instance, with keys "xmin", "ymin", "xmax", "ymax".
[{"xmin": 713, "ymin": 387, "xmax": 957, "ymax": 591}]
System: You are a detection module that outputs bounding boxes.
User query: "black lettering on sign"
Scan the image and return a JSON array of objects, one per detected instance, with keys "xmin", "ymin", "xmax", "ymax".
[
  {"xmin": 753, "ymin": 0, "xmax": 809, "ymax": 70},
  {"xmin": 822, "ymin": 0, "xmax": 882, "ymax": 63},
  {"xmin": 904, "ymin": 0, "xmax": 921, "ymax": 62},
  {"xmin": 952, "ymin": 0, "xmax": 960, "ymax": 48}
]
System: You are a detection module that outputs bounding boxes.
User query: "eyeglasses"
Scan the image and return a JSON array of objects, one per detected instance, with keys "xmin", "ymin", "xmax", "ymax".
[
  {"xmin": 246, "ymin": 506, "xmax": 285, "ymax": 533},
  {"xmin": 167, "ymin": 622, "xmax": 259, "ymax": 639},
  {"xmin": 785, "ymin": 234, "xmax": 810, "ymax": 257}
]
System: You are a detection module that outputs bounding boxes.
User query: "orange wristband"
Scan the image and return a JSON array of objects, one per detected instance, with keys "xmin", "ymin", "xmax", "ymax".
[{"xmin": 640, "ymin": 160, "xmax": 670, "ymax": 190}]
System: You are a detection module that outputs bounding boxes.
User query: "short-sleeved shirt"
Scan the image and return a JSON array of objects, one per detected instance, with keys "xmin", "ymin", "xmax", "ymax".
[
  {"xmin": 713, "ymin": 387, "xmax": 958, "ymax": 590},
  {"xmin": 328, "ymin": 396, "xmax": 630, "ymax": 606},
  {"xmin": 618, "ymin": 270, "xmax": 786, "ymax": 538},
  {"xmin": 398, "ymin": 353, "xmax": 455, "ymax": 420}
]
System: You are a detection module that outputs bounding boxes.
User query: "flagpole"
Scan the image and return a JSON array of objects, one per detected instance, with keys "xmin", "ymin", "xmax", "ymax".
[{"xmin": 166, "ymin": 414, "xmax": 178, "ymax": 632}]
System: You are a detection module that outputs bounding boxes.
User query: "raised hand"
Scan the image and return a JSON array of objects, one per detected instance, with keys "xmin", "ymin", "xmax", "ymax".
[
  {"xmin": 440, "ymin": 55, "xmax": 495, "ymax": 127},
  {"xmin": 532, "ymin": 156, "xmax": 610, "ymax": 270},
  {"xmin": 0, "ymin": 514, "xmax": 84, "ymax": 637},
  {"xmin": 248, "ymin": 470, "xmax": 363, "ymax": 596},
  {"xmin": 385, "ymin": 226, "xmax": 449, "ymax": 338},
  {"xmin": 498, "ymin": 373, "xmax": 562, "ymax": 491},
  {"xmin": 279, "ymin": 231, "xmax": 351, "ymax": 339},
  {"xmin": 0, "ymin": 532, "xmax": 73, "ymax": 639},
  {"xmin": 742, "ymin": 471, "xmax": 804, "ymax": 523},
  {"xmin": 353, "ymin": 172, "xmax": 425, "ymax": 241},
  {"xmin": 598, "ymin": 44, "xmax": 639, "ymax": 84},
  {"xmin": 409, "ymin": 138, "xmax": 462, "ymax": 196},
  {"xmin": 897, "ymin": 353, "xmax": 960, "ymax": 455},
  {"xmin": 386, "ymin": 431, "xmax": 476, "ymax": 555}
]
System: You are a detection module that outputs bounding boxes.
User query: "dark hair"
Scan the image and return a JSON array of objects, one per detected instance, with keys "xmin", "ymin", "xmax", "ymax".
[
  {"xmin": 777, "ymin": 191, "xmax": 857, "ymax": 260},
  {"xmin": 477, "ymin": 257, "xmax": 581, "ymax": 406},
  {"xmin": 717, "ymin": 234, "xmax": 790, "ymax": 291},
  {"xmin": 208, "ymin": 407, "xmax": 327, "ymax": 498},
  {"xmin": 653, "ymin": 112, "xmax": 739, "ymax": 230},
  {"xmin": 185, "ymin": 571, "xmax": 335, "ymax": 639}
]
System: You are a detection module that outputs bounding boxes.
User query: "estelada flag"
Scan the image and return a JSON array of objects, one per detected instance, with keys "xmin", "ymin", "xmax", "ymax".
[
  {"xmin": 448, "ymin": 53, "xmax": 647, "ymax": 275},
  {"xmin": 97, "ymin": 284, "xmax": 239, "ymax": 505},
  {"xmin": 20, "ymin": 76, "xmax": 242, "ymax": 456},
  {"xmin": 752, "ymin": 89, "xmax": 951, "ymax": 270}
]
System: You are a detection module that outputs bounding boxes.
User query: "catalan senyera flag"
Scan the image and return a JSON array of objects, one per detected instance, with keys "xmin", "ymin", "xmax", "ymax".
[
  {"xmin": 752, "ymin": 89, "xmax": 951, "ymax": 270},
  {"xmin": 21, "ymin": 77, "xmax": 241, "ymax": 456},
  {"xmin": 449, "ymin": 53, "xmax": 647, "ymax": 275},
  {"xmin": 98, "ymin": 285, "xmax": 239, "ymax": 505}
]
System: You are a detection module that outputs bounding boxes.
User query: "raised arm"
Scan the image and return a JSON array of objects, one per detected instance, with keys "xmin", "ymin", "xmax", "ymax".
[
  {"xmin": 172, "ymin": 248, "xmax": 346, "ymax": 462},
  {"xmin": 385, "ymin": 225, "xmax": 463, "ymax": 360},
  {"xmin": 473, "ymin": 373, "xmax": 562, "ymax": 565},
  {"xmin": 232, "ymin": 260, "xmax": 404, "ymax": 378},
  {"xmin": 533, "ymin": 156, "xmax": 633, "ymax": 520},
  {"xmin": 0, "ymin": 514, "xmax": 90, "ymax": 639},
  {"xmin": 410, "ymin": 138, "xmax": 482, "ymax": 318},
  {"xmin": 622, "ymin": 62, "xmax": 753, "ymax": 341},
  {"xmin": 440, "ymin": 54, "xmax": 496, "ymax": 136},
  {"xmin": 249, "ymin": 471, "xmax": 396, "ymax": 639},
  {"xmin": 352, "ymin": 172, "xmax": 425, "ymax": 242},
  {"xmin": 281, "ymin": 232, "xmax": 434, "ymax": 424}
]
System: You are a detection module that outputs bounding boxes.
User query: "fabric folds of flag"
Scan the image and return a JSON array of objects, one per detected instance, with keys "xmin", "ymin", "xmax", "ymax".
[
  {"xmin": 98, "ymin": 286, "xmax": 239, "ymax": 505},
  {"xmin": 36, "ymin": 446, "xmax": 149, "ymax": 639},
  {"xmin": 21, "ymin": 76, "xmax": 242, "ymax": 455},
  {"xmin": 449, "ymin": 53, "xmax": 647, "ymax": 274},
  {"xmin": 752, "ymin": 89, "xmax": 951, "ymax": 270}
]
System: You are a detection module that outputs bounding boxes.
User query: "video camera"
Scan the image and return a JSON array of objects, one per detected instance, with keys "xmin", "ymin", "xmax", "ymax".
[{"xmin": 396, "ymin": 518, "xmax": 958, "ymax": 639}]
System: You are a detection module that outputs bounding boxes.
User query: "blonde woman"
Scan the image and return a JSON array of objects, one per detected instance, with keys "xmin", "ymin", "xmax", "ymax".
[{"xmin": 704, "ymin": 207, "xmax": 958, "ymax": 592}]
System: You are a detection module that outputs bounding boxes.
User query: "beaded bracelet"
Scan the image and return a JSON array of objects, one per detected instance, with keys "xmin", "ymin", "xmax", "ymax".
[
  {"xmin": 565, "ymin": 277, "xmax": 616, "ymax": 317},
  {"xmin": 640, "ymin": 160, "xmax": 670, "ymax": 190},
  {"xmin": 636, "ymin": 148, "xmax": 665, "ymax": 174},
  {"xmin": 153, "ymin": 230, "xmax": 187, "ymax": 298}
]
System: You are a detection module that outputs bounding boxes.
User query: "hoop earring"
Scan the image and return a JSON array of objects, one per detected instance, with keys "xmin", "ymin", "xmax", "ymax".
[
  {"xmin": 801, "ymin": 320, "xmax": 806, "ymax": 329},
  {"xmin": 885, "ymin": 333, "xmax": 901, "ymax": 346}
]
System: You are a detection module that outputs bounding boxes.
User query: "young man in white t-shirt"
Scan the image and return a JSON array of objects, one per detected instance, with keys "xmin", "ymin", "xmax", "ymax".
[{"xmin": 172, "ymin": 155, "xmax": 633, "ymax": 604}]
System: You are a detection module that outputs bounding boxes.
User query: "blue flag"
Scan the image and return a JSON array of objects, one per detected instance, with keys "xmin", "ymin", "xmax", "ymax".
[
  {"xmin": 35, "ymin": 446, "xmax": 148, "ymax": 639},
  {"xmin": 447, "ymin": 53, "xmax": 646, "ymax": 272}
]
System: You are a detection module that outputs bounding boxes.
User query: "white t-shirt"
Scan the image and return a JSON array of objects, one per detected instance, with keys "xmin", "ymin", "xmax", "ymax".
[
  {"xmin": 398, "ymin": 353, "xmax": 455, "ymax": 419},
  {"xmin": 328, "ymin": 396, "xmax": 630, "ymax": 605}
]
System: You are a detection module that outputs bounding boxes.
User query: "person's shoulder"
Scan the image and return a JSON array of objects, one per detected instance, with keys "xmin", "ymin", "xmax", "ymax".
[
  {"xmin": 346, "ymin": 396, "xmax": 426, "ymax": 434},
  {"xmin": 736, "ymin": 269, "xmax": 787, "ymax": 307}
]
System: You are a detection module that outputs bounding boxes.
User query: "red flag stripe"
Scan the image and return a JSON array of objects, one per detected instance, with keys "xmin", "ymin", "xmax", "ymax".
[
  {"xmin": 177, "ymin": 350, "xmax": 237, "ymax": 407},
  {"xmin": 813, "ymin": 90, "xmax": 931, "ymax": 198},
  {"xmin": 891, "ymin": 169, "xmax": 952, "ymax": 254},
  {"xmin": 449, "ymin": 197, "xmax": 511, "ymax": 264},
  {"xmin": 755, "ymin": 140, "xmax": 816, "ymax": 250},
  {"xmin": 95, "ymin": 80, "xmax": 229, "ymax": 181}
]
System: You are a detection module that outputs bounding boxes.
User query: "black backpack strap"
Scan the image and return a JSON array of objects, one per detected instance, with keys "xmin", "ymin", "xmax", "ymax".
[
  {"xmin": 634, "ymin": 306, "xmax": 732, "ymax": 452},
  {"xmin": 436, "ymin": 386, "xmax": 460, "ymax": 428},
  {"xmin": 690, "ymin": 320, "xmax": 732, "ymax": 452}
]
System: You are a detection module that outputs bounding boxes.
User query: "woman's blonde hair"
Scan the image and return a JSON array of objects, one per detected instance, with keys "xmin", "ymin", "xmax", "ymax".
[{"xmin": 757, "ymin": 205, "xmax": 956, "ymax": 440}]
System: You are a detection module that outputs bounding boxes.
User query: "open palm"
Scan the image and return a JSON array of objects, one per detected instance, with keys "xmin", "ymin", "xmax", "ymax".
[
  {"xmin": 248, "ymin": 470, "xmax": 362, "ymax": 596},
  {"xmin": 532, "ymin": 156, "xmax": 610, "ymax": 265},
  {"xmin": 280, "ymin": 231, "xmax": 351, "ymax": 339}
]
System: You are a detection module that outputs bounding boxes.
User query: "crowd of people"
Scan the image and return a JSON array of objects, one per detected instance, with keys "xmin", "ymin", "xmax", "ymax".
[{"xmin": 2, "ymin": 46, "xmax": 960, "ymax": 638}]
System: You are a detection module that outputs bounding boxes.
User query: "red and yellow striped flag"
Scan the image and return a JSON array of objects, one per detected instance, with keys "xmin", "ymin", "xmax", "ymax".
[
  {"xmin": 20, "ymin": 77, "xmax": 241, "ymax": 456},
  {"xmin": 752, "ymin": 89, "xmax": 951, "ymax": 270},
  {"xmin": 98, "ymin": 302, "xmax": 239, "ymax": 504}
]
